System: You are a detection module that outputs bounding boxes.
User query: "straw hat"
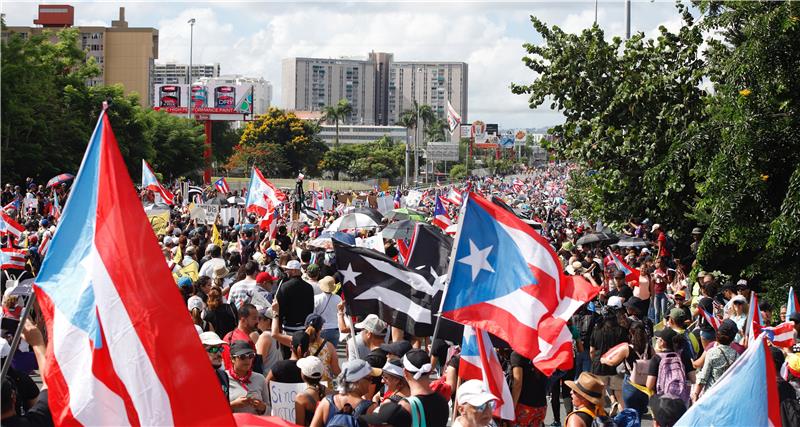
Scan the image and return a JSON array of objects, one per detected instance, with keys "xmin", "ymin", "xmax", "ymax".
[
  {"xmin": 565, "ymin": 372, "xmax": 605, "ymax": 405},
  {"xmin": 318, "ymin": 276, "xmax": 336, "ymax": 293}
]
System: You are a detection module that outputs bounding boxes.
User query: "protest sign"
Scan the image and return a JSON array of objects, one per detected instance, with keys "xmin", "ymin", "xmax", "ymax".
[
  {"xmin": 269, "ymin": 381, "xmax": 306, "ymax": 422},
  {"xmin": 377, "ymin": 196, "xmax": 394, "ymax": 214},
  {"xmin": 356, "ymin": 232, "xmax": 385, "ymax": 253},
  {"xmin": 323, "ymin": 198, "xmax": 333, "ymax": 211},
  {"xmin": 220, "ymin": 207, "xmax": 239, "ymax": 225},
  {"xmin": 147, "ymin": 211, "xmax": 170, "ymax": 236},
  {"xmin": 194, "ymin": 204, "xmax": 220, "ymax": 224}
]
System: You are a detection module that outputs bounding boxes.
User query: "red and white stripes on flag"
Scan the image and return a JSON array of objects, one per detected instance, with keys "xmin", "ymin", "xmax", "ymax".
[
  {"xmin": 459, "ymin": 325, "xmax": 515, "ymax": 420},
  {"xmin": 214, "ymin": 177, "xmax": 230, "ymax": 195},
  {"xmin": 701, "ymin": 308, "xmax": 722, "ymax": 330},
  {"xmin": 39, "ymin": 231, "xmax": 52, "ymax": 258},
  {"xmin": 0, "ymin": 210, "xmax": 25, "ymax": 240},
  {"xmin": 1, "ymin": 248, "xmax": 26, "ymax": 270},
  {"xmin": 446, "ymin": 100, "xmax": 462, "ymax": 133},
  {"xmin": 763, "ymin": 322, "xmax": 795, "ymax": 348}
]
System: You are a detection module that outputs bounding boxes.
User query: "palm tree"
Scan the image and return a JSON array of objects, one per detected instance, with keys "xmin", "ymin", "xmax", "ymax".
[
  {"xmin": 320, "ymin": 99, "xmax": 353, "ymax": 148},
  {"xmin": 397, "ymin": 112, "xmax": 416, "ymax": 186},
  {"xmin": 424, "ymin": 117, "xmax": 448, "ymax": 142}
]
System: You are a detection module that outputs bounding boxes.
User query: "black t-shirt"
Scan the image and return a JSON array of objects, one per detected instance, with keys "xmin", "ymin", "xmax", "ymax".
[
  {"xmin": 276, "ymin": 234, "xmax": 292, "ymax": 251},
  {"xmin": 276, "ymin": 278, "xmax": 315, "ymax": 328},
  {"xmin": 590, "ymin": 326, "xmax": 628, "ymax": 376},
  {"xmin": 5, "ymin": 366, "xmax": 40, "ymax": 415},
  {"xmin": 414, "ymin": 392, "xmax": 449, "ymax": 427},
  {"xmin": 510, "ymin": 351, "xmax": 548, "ymax": 407},
  {"xmin": 647, "ymin": 352, "xmax": 694, "ymax": 377},
  {"xmin": 270, "ymin": 360, "xmax": 303, "ymax": 383},
  {"xmin": 2, "ymin": 389, "xmax": 53, "ymax": 427}
]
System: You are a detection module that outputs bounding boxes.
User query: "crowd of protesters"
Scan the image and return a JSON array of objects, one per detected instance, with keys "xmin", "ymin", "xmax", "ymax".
[{"xmin": 3, "ymin": 163, "xmax": 800, "ymax": 427}]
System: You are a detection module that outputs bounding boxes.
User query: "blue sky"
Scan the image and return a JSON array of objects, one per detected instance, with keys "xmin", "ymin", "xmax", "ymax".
[{"xmin": 3, "ymin": 1, "xmax": 691, "ymax": 128}]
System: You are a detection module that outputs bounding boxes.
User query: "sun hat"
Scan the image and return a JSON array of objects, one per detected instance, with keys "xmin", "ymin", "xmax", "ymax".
[
  {"xmin": 296, "ymin": 356, "xmax": 324, "ymax": 379},
  {"xmin": 354, "ymin": 314, "xmax": 388, "ymax": 336},
  {"xmin": 566, "ymin": 372, "xmax": 605, "ymax": 406},
  {"xmin": 199, "ymin": 331, "xmax": 226, "ymax": 346},
  {"xmin": 341, "ymin": 359, "xmax": 381, "ymax": 382},
  {"xmin": 318, "ymin": 276, "xmax": 336, "ymax": 293},
  {"xmin": 456, "ymin": 379, "xmax": 499, "ymax": 407}
]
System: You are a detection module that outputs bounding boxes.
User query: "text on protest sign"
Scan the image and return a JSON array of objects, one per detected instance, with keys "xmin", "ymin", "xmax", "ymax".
[{"xmin": 269, "ymin": 381, "xmax": 307, "ymax": 422}]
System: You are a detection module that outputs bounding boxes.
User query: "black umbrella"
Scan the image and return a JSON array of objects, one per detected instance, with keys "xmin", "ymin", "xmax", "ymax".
[
  {"xmin": 352, "ymin": 207, "xmax": 384, "ymax": 223},
  {"xmin": 576, "ymin": 232, "xmax": 618, "ymax": 246},
  {"xmin": 381, "ymin": 220, "xmax": 417, "ymax": 240},
  {"xmin": 617, "ymin": 236, "xmax": 648, "ymax": 248}
]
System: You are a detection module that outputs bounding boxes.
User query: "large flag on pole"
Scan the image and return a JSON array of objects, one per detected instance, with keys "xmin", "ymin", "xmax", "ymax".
[
  {"xmin": 675, "ymin": 333, "xmax": 781, "ymax": 427},
  {"xmin": 459, "ymin": 325, "xmax": 515, "ymax": 420},
  {"xmin": 746, "ymin": 292, "xmax": 764, "ymax": 343},
  {"xmin": 34, "ymin": 110, "xmax": 235, "ymax": 426},
  {"xmin": 607, "ymin": 248, "xmax": 640, "ymax": 286},
  {"xmin": 141, "ymin": 160, "xmax": 174, "ymax": 205},
  {"xmin": 245, "ymin": 166, "xmax": 286, "ymax": 216},
  {"xmin": 442, "ymin": 192, "xmax": 599, "ymax": 375}
]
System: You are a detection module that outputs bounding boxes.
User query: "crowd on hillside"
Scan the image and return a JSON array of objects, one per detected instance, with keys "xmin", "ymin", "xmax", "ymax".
[{"xmin": 3, "ymin": 162, "xmax": 800, "ymax": 427}]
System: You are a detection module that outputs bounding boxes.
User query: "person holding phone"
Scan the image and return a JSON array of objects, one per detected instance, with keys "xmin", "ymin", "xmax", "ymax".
[{"xmin": 227, "ymin": 340, "xmax": 269, "ymax": 414}]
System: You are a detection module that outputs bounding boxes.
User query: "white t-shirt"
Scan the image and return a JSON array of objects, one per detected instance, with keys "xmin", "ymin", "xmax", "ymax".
[
  {"xmin": 199, "ymin": 257, "xmax": 226, "ymax": 279},
  {"xmin": 313, "ymin": 292, "xmax": 342, "ymax": 331}
]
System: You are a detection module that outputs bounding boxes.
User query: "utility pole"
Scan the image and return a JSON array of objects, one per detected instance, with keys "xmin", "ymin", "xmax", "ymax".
[
  {"xmin": 187, "ymin": 18, "xmax": 196, "ymax": 119},
  {"xmin": 625, "ymin": 0, "xmax": 631, "ymax": 39}
]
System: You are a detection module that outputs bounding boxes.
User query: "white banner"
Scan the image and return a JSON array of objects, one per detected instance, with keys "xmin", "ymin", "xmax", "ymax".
[
  {"xmin": 377, "ymin": 196, "xmax": 394, "ymax": 214},
  {"xmin": 404, "ymin": 190, "xmax": 422, "ymax": 208},
  {"xmin": 196, "ymin": 204, "xmax": 220, "ymax": 224},
  {"xmin": 356, "ymin": 232, "xmax": 385, "ymax": 253},
  {"xmin": 220, "ymin": 207, "xmax": 240, "ymax": 225},
  {"xmin": 269, "ymin": 381, "xmax": 307, "ymax": 422}
]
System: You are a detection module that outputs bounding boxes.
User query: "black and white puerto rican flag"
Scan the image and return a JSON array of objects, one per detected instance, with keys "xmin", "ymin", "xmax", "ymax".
[{"xmin": 334, "ymin": 241, "xmax": 443, "ymax": 337}]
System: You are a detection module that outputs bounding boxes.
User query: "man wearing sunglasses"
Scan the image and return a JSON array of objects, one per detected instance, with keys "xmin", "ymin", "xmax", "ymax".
[
  {"xmin": 227, "ymin": 340, "xmax": 269, "ymax": 414},
  {"xmin": 453, "ymin": 380, "xmax": 499, "ymax": 427},
  {"xmin": 200, "ymin": 331, "xmax": 230, "ymax": 402}
]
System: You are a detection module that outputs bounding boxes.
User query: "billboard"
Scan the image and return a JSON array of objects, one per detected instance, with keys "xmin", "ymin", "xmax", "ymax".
[
  {"xmin": 472, "ymin": 120, "xmax": 499, "ymax": 148},
  {"xmin": 425, "ymin": 142, "xmax": 459, "ymax": 161},
  {"xmin": 153, "ymin": 83, "xmax": 254, "ymax": 118}
]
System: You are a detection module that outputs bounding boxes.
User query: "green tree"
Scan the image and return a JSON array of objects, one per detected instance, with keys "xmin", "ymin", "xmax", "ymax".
[
  {"xmin": 138, "ymin": 109, "xmax": 205, "ymax": 179},
  {"xmin": 424, "ymin": 117, "xmax": 448, "ymax": 142},
  {"xmin": 319, "ymin": 144, "xmax": 359, "ymax": 180},
  {"xmin": 450, "ymin": 164, "xmax": 467, "ymax": 180},
  {"xmin": 511, "ymin": 6, "xmax": 705, "ymax": 232},
  {"xmin": 211, "ymin": 121, "xmax": 242, "ymax": 166},
  {"xmin": 234, "ymin": 107, "xmax": 328, "ymax": 176},
  {"xmin": 321, "ymin": 99, "xmax": 353, "ymax": 148}
]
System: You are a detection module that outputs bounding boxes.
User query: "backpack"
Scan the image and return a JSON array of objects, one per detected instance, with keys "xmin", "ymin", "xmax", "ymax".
[
  {"xmin": 664, "ymin": 233, "xmax": 675, "ymax": 254},
  {"xmin": 613, "ymin": 409, "xmax": 641, "ymax": 427},
  {"xmin": 325, "ymin": 394, "xmax": 372, "ymax": 427},
  {"xmin": 655, "ymin": 352, "xmax": 690, "ymax": 404}
]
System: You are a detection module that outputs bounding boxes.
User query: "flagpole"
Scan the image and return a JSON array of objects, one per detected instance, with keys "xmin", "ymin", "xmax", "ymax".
[
  {"xmin": 0, "ymin": 282, "xmax": 36, "ymax": 383},
  {"xmin": 431, "ymin": 191, "xmax": 471, "ymax": 346}
]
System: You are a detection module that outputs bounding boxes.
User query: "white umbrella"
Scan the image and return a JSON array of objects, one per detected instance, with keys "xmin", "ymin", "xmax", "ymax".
[{"xmin": 327, "ymin": 213, "xmax": 379, "ymax": 231}]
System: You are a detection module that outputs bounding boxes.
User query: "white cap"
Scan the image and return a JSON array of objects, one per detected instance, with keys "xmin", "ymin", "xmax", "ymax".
[
  {"xmin": 199, "ymin": 331, "xmax": 225, "ymax": 346},
  {"xmin": 354, "ymin": 314, "xmax": 388, "ymax": 336},
  {"xmin": 456, "ymin": 379, "xmax": 498, "ymax": 407},
  {"xmin": 651, "ymin": 224, "xmax": 661, "ymax": 233},
  {"xmin": 607, "ymin": 296, "xmax": 623, "ymax": 309},
  {"xmin": 282, "ymin": 260, "xmax": 302, "ymax": 270},
  {"xmin": 297, "ymin": 356, "xmax": 324, "ymax": 379}
]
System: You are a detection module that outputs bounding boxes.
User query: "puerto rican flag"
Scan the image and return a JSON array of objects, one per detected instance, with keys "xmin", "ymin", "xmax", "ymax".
[
  {"xmin": 39, "ymin": 231, "xmax": 52, "ymax": 258},
  {"xmin": 0, "ymin": 210, "xmax": 25, "ymax": 240},
  {"xmin": 700, "ymin": 308, "xmax": 722, "ymax": 331},
  {"xmin": 676, "ymin": 333, "xmax": 781, "ymax": 426},
  {"xmin": 34, "ymin": 110, "xmax": 234, "ymax": 426},
  {"xmin": 141, "ymin": 160, "xmax": 174, "ymax": 205},
  {"xmin": 459, "ymin": 325, "xmax": 515, "ymax": 420},
  {"xmin": 762, "ymin": 322, "xmax": 795, "ymax": 348},
  {"xmin": 214, "ymin": 177, "xmax": 230, "ymax": 194},
  {"xmin": 1, "ymin": 248, "xmax": 26, "ymax": 270},
  {"xmin": 432, "ymin": 196, "xmax": 452, "ymax": 231},
  {"xmin": 512, "ymin": 178, "xmax": 525, "ymax": 193},
  {"xmin": 445, "ymin": 188, "xmax": 463, "ymax": 206},
  {"xmin": 442, "ymin": 193, "xmax": 599, "ymax": 375},
  {"xmin": 607, "ymin": 248, "xmax": 640, "ymax": 286},
  {"xmin": 245, "ymin": 166, "xmax": 286, "ymax": 216},
  {"xmin": 3, "ymin": 198, "xmax": 20, "ymax": 213},
  {"xmin": 259, "ymin": 197, "xmax": 278, "ymax": 239},
  {"xmin": 446, "ymin": 100, "xmax": 461, "ymax": 133},
  {"xmin": 787, "ymin": 286, "xmax": 800, "ymax": 319},
  {"xmin": 51, "ymin": 190, "xmax": 62, "ymax": 221},
  {"xmin": 747, "ymin": 292, "xmax": 764, "ymax": 343}
]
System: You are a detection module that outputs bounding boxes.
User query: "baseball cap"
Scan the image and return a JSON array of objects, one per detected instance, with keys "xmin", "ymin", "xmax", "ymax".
[
  {"xmin": 305, "ymin": 313, "xmax": 324, "ymax": 331},
  {"xmin": 675, "ymin": 290, "xmax": 686, "ymax": 300},
  {"xmin": 282, "ymin": 259, "xmax": 302, "ymax": 270},
  {"xmin": 359, "ymin": 401, "xmax": 411, "ymax": 427},
  {"xmin": 651, "ymin": 224, "xmax": 661, "ymax": 233},
  {"xmin": 456, "ymin": 379, "xmax": 499, "ymax": 407},
  {"xmin": 341, "ymin": 359, "xmax": 381, "ymax": 382},
  {"xmin": 177, "ymin": 276, "xmax": 193, "ymax": 289},
  {"xmin": 256, "ymin": 272, "xmax": 276, "ymax": 284},
  {"xmin": 607, "ymin": 296, "xmax": 623, "ymax": 309},
  {"xmin": 229, "ymin": 340, "xmax": 255, "ymax": 357},
  {"xmin": 380, "ymin": 340, "xmax": 412, "ymax": 358},
  {"xmin": 296, "ymin": 356, "xmax": 324, "ymax": 379},
  {"xmin": 199, "ymin": 331, "xmax": 225, "ymax": 346},
  {"xmin": 355, "ymin": 314, "xmax": 388, "ymax": 336},
  {"xmin": 717, "ymin": 319, "xmax": 738, "ymax": 339},
  {"xmin": 265, "ymin": 248, "xmax": 277, "ymax": 258},
  {"xmin": 655, "ymin": 327, "xmax": 678, "ymax": 342}
]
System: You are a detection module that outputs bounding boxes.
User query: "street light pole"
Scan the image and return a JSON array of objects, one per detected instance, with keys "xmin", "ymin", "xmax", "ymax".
[
  {"xmin": 187, "ymin": 18, "xmax": 195, "ymax": 120},
  {"xmin": 625, "ymin": 0, "xmax": 631, "ymax": 39}
]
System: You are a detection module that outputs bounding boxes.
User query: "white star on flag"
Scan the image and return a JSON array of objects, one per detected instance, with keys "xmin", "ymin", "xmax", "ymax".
[
  {"xmin": 339, "ymin": 263, "xmax": 361, "ymax": 286},
  {"xmin": 458, "ymin": 239, "xmax": 495, "ymax": 281}
]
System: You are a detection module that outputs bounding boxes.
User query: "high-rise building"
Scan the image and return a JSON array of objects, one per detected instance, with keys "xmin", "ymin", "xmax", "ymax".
[
  {"xmin": 3, "ymin": 5, "xmax": 159, "ymax": 107},
  {"xmin": 282, "ymin": 51, "xmax": 467, "ymax": 129},
  {"xmin": 153, "ymin": 62, "xmax": 221, "ymax": 85}
]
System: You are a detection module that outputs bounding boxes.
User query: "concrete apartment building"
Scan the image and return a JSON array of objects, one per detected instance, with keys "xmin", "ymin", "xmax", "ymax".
[
  {"xmin": 282, "ymin": 51, "xmax": 468, "ymax": 129},
  {"xmin": 3, "ymin": 5, "xmax": 158, "ymax": 107},
  {"xmin": 153, "ymin": 62, "xmax": 221, "ymax": 85}
]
